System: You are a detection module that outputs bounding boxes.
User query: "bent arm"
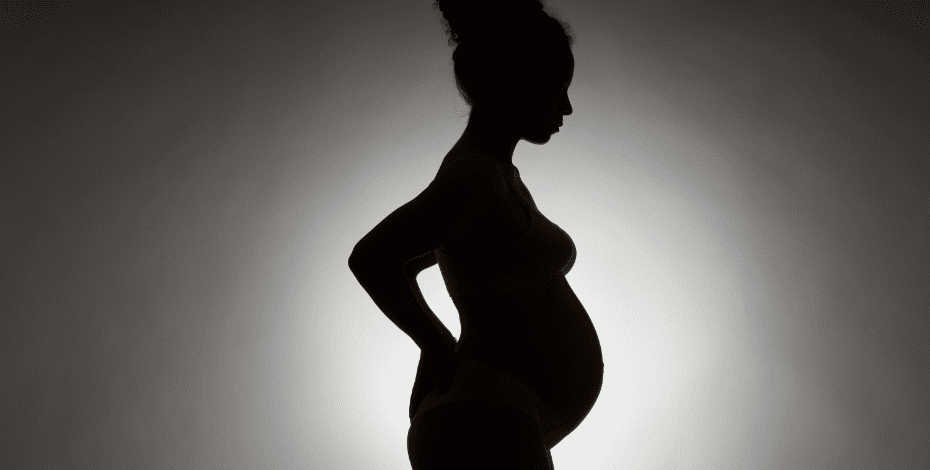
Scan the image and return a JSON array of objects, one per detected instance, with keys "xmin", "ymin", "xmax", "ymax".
[
  {"xmin": 348, "ymin": 154, "xmax": 505, "ymax": 351},
  {"xmin": 349, "ymin": 256, "xmax": 451, "ymax": 352}
]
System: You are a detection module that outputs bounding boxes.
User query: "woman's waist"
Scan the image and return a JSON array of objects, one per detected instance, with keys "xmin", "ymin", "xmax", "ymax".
[{"xmin": 456, "ymin": 336, "xmax": 603, "ymax": 379}]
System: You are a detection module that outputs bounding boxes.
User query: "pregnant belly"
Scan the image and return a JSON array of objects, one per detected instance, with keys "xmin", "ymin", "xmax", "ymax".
[{"xmin": 455, "ymin": 274, "xmax": 604, "ymax": 439}]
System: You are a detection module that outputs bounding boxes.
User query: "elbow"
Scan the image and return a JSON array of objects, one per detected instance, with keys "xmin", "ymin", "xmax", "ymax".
[
  {"xmin": 349, "ymin": 237, "xmax": 373, "ymax": 271},
  {"xmin": 348, "ymin": 248, "xmax": 380, "ymax": 275},
  {"xmin": 348, "ymin": 250, "xmax": 366, "ymax": 274},
  {"xmin": 349, "ymin": 250, "xmax": 401, "ymax": 279}
]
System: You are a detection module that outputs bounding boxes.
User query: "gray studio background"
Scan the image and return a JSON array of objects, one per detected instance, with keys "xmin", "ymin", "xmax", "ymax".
[{"xmin": 2, "ymin": 0, "xmax": 928, "ymax": 468}]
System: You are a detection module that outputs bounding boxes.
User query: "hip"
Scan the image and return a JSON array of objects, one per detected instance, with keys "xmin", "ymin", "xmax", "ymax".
[{"xmin": 412, "ymin": 355, "xmax": 565, "ymax": 439}]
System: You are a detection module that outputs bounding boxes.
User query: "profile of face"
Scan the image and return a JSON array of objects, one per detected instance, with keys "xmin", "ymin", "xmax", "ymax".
[{"xmin": 513, "ymin": 50, "xmax": 574, "ymax": 145}]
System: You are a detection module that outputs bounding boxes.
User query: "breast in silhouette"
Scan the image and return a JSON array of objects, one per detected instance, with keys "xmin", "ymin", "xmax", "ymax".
[{"xmin": 436, "ymin": 158, "xmax": 576, "ymax": 298}]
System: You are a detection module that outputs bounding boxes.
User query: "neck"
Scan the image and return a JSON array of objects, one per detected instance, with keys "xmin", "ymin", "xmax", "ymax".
[{"xmin": 454, "ymin": 106, "xmax": 521, "ymax": 167}]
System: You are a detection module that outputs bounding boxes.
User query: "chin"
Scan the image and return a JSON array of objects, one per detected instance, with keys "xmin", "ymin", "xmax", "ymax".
[{"xmin": 525, "ymin": 132, "xmax": 554, "ymax": 145}]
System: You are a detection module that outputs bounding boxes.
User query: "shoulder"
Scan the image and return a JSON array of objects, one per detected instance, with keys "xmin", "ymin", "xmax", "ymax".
[
  {"xmin": 409, "ymin": 152, "xmax": 512, "ymax": 247},
  {"xmin": 349, "ymin": 153, "xmax": 509, "ymax": 265},
  {"xmin": 429, "ymin": 152, "xmax": 509, "ymax": 202}
]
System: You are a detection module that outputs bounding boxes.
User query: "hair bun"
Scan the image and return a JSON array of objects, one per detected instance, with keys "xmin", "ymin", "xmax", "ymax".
[
  {"xmin": 433, "ymin": 0, "xmax": 574, "ymax": 108},
  {"xmin": 433, "ymin": 0, "xmax": 546, "ymax": 46}
]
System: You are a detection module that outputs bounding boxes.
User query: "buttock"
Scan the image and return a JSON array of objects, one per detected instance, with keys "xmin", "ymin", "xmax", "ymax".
[{"xmin": 412, "ymin": 355, "xmax": 565, "ymax": 442}]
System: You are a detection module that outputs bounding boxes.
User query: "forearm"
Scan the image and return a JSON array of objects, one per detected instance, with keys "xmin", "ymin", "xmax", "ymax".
[
  {"xmin": 349, "ymin": 262, "xmax": 450, "ymax": 351},
  {"xmin": 407, "ymin": 271, "xmax": 456, "ymax": 346}
]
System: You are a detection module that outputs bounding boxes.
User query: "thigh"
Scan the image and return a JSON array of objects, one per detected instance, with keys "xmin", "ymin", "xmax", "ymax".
[{"xmin": 408, "ymin": 400, "xmax": 553, "ymax": 470}]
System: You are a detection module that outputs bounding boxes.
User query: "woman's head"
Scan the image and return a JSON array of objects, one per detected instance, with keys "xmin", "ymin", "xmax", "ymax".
[{"xmin": 434, "ymin": 0, "xmax": 574, "ymax": 144}]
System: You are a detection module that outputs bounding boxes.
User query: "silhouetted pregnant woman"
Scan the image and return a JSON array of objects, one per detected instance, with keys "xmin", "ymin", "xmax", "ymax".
[{"xmin": 348, "ymin": 1, "xmax": 602, "ymax": 468}]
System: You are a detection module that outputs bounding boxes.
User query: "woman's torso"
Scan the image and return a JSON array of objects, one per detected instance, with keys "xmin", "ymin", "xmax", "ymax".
[{"xmin": 433, "ymin": 147, "xmax": 604, "ymax": 438}]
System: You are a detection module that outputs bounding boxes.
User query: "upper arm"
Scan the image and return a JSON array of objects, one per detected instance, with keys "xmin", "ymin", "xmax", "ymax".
[{"xmin": 348, "ymin": 155, "xmax": 507, "ymax": 272}]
